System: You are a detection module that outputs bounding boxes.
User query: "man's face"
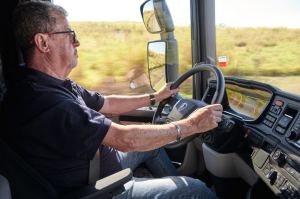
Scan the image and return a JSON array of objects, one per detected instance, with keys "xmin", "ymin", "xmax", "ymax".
[{"xmin": 48, "ymin": 13, "xmax": 80, "ymax": 72}]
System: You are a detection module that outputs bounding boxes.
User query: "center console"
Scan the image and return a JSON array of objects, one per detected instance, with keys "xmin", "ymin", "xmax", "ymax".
[{"xmin": 246, "ymin": 96, "xmax": 300, "ymax": 199}]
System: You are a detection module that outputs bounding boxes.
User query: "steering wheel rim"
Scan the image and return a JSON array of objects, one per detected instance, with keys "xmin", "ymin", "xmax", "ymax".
[{"xmin": 153, "ymin": 63, "xmax": 225, "ymax": 148}]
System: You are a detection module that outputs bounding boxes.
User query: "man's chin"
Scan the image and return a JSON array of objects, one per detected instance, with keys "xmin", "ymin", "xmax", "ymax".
[
  {"xmin": 72, "ymin": 63, "xmax": 77, "ymax": 69},
  {"xmin": 72, "ymin": 58, "xmax": 78, "ymax": 68}
]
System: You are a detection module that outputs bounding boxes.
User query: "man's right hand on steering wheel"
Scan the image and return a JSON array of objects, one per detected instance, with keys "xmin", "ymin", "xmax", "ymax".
[
  {"xmin": 174, "ymin": 104, "xmax": 223, "ymax": 140},
  {"xmin": 187, "ymin": 104, "xmax": 223, "ymax": 133}
]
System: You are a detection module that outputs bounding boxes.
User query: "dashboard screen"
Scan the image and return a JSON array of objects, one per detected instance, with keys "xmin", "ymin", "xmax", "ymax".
[{"xmin": 226, "ymin": 84, "xmax": 273, "ymax": 120}]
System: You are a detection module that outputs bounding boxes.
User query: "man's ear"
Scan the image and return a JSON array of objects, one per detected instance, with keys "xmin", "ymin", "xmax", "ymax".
[{"xmin": 33, "ymin": 33, "xmax": 50, "ymax": 53}]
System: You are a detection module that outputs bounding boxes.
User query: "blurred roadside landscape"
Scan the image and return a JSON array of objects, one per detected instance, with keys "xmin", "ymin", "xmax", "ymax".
[{"xmin": 70, "ymin": 22, "xmax": 300, "ymax": 95}]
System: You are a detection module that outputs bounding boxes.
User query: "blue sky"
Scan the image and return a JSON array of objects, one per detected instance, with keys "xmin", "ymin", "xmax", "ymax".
[{"xmin": 54, "ymin": 0, "xmax": 300, "ymax": 28}]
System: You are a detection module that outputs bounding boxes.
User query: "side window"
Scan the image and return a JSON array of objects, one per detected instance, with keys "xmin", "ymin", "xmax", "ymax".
[
  {"xmin": 55, "ymin": 0, "xmax": 158, "ymax": 95},
  {"xmin": 54, "ymin": 0, "xmax": 192, "ymax": 96},
  {"xmin": 215, "ymin": 0, "xmax": 300, "ymax": 96}
]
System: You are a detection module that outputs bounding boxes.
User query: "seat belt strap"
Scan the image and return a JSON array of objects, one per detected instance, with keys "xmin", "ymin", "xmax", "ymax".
[{"xmin": 89, "ymin": 149, "xmax": 100, "ymax": 185}]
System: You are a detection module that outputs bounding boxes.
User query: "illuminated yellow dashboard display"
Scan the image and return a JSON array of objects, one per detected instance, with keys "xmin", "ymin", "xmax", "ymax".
[{"xmin": 226, "ymin": 84, "xmax": 273, "ymax": 120}]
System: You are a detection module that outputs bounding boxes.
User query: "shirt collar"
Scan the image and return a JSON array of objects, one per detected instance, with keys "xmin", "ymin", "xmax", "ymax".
[{"xmin": 21, "ymin": 66, "xmax": 66, "ymax": 86}]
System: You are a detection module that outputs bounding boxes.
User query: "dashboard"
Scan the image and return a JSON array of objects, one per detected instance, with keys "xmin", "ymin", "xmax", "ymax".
[{"xmin": 205, "ymin": 77, "xmax": 300, "ymax": 199}]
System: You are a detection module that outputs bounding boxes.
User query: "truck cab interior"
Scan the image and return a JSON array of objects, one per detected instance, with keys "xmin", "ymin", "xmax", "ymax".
[{"xmin": 1, "ymin": 0, "xmax": 300, "ymax": 199}]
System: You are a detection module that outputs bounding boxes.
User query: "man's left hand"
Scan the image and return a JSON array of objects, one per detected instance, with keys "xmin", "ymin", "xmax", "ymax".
[{"xmin": 154, "ymin": 82, "xmax": 179, "ymax": 103}]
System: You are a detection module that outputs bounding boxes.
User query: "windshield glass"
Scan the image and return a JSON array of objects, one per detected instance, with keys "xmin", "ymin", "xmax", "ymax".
[{"xmin": 215, "ymin": 0, "xmax": 300, "ymax": 96}]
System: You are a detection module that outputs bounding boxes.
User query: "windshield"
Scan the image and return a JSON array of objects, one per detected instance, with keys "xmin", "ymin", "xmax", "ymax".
[{"xmin": 215, "ymin": 0, "xmax": 300, "ymax": 96}]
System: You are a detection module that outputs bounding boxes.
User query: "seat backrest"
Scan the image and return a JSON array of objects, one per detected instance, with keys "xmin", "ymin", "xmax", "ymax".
[
  {"xmin": 0, "ymin": 137, "xmax": 124, "ymax": 199},
  {"xmin": 0, "ymin": 53, "xmax": 59, "ymax": 198},
  {"xmin": 0, "ymin": 138, "xmax": 59, "ymax": 199},
  {"xmin": 0, "ymin": 175, "xmax": 11, "ymax": 199},
  {"xmin": 0, "ymin": 54, "xmax": 12, "ymax": 199}
]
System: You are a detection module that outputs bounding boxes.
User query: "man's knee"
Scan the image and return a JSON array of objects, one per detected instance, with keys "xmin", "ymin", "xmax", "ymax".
[
  {"xmin": 172, "ymin": 176, "xmax": 218, "ymax": 199},
  {"xmin": 113, "ymin": 176, "xmax": 218, "ymax": 199},
  {"xmin": 171, "ymin": 176, "xmax": 205, "ymax": 189}
]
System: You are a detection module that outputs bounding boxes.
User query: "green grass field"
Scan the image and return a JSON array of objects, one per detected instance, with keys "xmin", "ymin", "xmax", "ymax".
[
  {"xmin": 216, "ymin": 27, "xmax": 300, "ymax": 76},
  {"xmin": 69, "ymin": 22, "xmax": 300, "ymax": 96}
]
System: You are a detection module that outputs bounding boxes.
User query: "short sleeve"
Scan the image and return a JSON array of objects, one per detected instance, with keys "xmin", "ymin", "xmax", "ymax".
[{"xmin": 73, "ymin": 83, "xmax": 104, "ymax": 111}]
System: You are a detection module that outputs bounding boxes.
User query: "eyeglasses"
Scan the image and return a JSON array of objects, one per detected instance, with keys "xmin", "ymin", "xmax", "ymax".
[{"xmin": 48, "ymin": 30, "xmax": 77, "ymax": 43}]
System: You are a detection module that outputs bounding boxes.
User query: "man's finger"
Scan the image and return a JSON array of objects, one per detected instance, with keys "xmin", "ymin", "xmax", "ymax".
[
  {"xmin": 213, "ymin": 110, "xmax": 223, "ymax": 117},
  {"xmin": 216, "ymin": 116, "xmax": 222, "ymax": 123}
]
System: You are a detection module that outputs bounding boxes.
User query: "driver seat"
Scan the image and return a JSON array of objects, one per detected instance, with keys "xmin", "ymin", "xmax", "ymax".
[{"xmin": 0, "ymin": 137, "xmax": 132, "ymax": 199}]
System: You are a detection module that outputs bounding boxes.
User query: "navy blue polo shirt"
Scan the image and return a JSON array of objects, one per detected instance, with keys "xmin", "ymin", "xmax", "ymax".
[{"xmin": 0, "ymin": 67, "xmax": 111, "ymax": 193}]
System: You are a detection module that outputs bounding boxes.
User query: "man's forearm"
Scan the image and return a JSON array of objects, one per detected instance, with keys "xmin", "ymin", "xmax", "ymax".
[
  {"xmin": 100, "ymin": 94, "xmax": 156, "ymax": 114},
  {"xmin": 101, "ymin": 103, "xmax": 223, "ymax": 152},
  {"xmin": 102, "ymin": 119, "xmax": 195, "ymax": 152}
]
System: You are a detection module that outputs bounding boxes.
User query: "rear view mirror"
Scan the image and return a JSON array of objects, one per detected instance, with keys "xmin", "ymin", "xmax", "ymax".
[
  {"xmin": 148, "ymin": 41, "xmax": 167, "ymax": 91},
  {"xmin": 140, "ymin": 0, "xmax": 162, "ymax": 33},
  {"xmin": 140, "ymin": 0, "xmax": 174, "ymax": 34}
]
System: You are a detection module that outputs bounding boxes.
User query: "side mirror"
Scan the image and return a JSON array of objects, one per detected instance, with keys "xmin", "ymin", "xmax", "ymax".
[
  {"xmin": 147, "ymin": 41, "xmax": 167, "ymax": 91},
  {"xmin": 140, "ymin": 0, "xmax": 174, "ymax": 34},
  {"xmin": 140, "ymin": 0, "xmax": 161, "ymax": 33}
]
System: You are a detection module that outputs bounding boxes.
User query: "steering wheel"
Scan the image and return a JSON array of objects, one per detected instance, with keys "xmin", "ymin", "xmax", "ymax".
[{"xmin": 152, "ymin": 63, "xmax": 225, "ymax": 149}]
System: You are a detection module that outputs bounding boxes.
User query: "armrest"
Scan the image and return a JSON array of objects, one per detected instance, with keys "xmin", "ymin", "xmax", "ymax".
[
  {"xmin": 94, "ymin": 168, "xmax": 132, "ymax": 192},
  {"xmin": 73, "ymin": 168, "xmax": 132, "ymax": 199}
]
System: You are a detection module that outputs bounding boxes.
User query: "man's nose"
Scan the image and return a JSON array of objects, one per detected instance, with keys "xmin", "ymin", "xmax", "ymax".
[{"xmin": 73, "ymin": 38, "xmax": 80, "ymax": 47}]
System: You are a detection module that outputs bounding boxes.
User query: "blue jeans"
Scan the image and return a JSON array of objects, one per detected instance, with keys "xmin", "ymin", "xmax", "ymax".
[
  {"xmin": 99, "ymin": 147, "xmax": 218, "ymax": 199},
  {"xmin": 99, "ymin": 146, "xmax": 177, "ymax": 178}
]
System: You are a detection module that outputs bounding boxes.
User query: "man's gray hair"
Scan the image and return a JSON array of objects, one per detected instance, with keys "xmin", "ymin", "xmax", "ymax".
[{"xmin": 13, "ymin": 1, "xmax": 67, "ymax": 58}]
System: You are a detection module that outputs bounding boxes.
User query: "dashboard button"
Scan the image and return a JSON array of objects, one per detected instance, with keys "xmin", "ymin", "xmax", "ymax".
[
  {"xmin": 273, "ymin": 150, "xmax": 287, "ymax": 167},
  {"xmin": 276, "ymin": 126, "xmax": 285, "ymax": 134},
  {"xmin": 266, "ymin": 115, "xmax": 276, "ymax": 123},
  {"xmin": 275, "ymin": 100, "xmax": 284, "ymax": 107},
  {"xmin": 269, "ymin": 116, "xmax": 276, "ymax": 122},
  {"xmin": 278, "ymin": 114, "xmax": 293, "ymax": 128},
  {"xmin": 266, "ymin": 170, "xmax": 277, "ymax": 185},
  {"xmin": 263, "ymin": 119, "xmax": 273, "ymax": 128},
  {"xmin": 275, "ymin": 174, "xmax": 285, "ymax": 188},
  {"xmin": 264, "ymin": 168, "xmax": 270, "ymax": 176},
  {"xmin": 273, "ymin": 150, "xmax": 281, "ymax": 160},
  {"xmin": 270, "ymin": 105, "xmax": 282, "ymax": 115}
]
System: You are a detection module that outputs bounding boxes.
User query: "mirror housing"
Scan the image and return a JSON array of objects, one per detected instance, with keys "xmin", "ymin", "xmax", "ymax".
[
  {"xmin": 140, "ymin": 0, "xmax": 174, "ymax": 34},
  {"xmin": 142, "ymin": 0, "xmax": 179, "ymax": 91}
]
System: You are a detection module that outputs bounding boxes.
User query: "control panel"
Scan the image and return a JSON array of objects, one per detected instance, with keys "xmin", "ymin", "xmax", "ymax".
[
  {"xmin": 262, "ymin": 148, "xmax": 300, "ymax": 199},
  {"xmin": 286, "ymin": 115, "xmax": 300, "ymax": 148},
  {"xmin": 263, "ymin": 98, "xmax": 300, "ymax": 150},
  {"xmin": 250, "ymin": 96, "xmax": 300, "ymax": 199},
  {"xmin": 263, "ymin": 99, "xmax": 284, "ymax": 129}
]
